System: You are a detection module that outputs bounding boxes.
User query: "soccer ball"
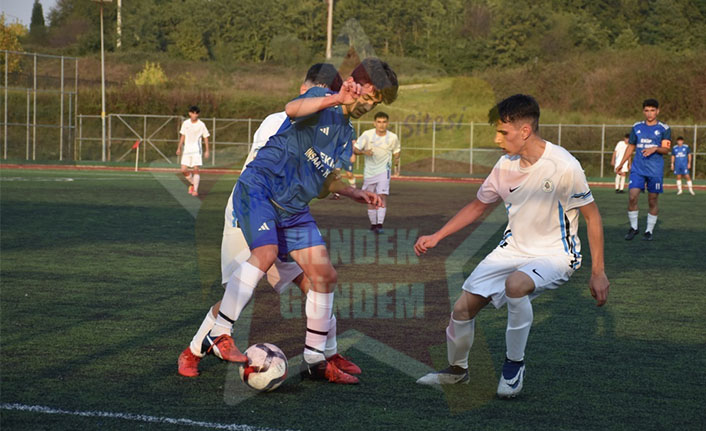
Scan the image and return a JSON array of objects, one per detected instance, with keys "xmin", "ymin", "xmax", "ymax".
[{"xmin": 239, "ymin": 343, "xmax": 288, "ymax": 392}]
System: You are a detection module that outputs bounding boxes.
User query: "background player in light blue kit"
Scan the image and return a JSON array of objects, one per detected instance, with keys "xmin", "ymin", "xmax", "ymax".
[
  {"xmin": 671, "ymin": 136, "xmax": 694, "ymax": 195},
  {"xmin": 616, "ymin": 99, "xmax": 671, "ymax": 241}
]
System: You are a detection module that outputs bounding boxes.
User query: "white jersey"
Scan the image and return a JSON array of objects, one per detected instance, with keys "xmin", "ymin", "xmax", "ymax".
[
  {"xmin": 355, "ymin": 129, "xmax": 400, "ymax": 178},
  {"xmin": 179, "ymin": 119, "xmax": 210, "ymax": 155},
  {"xmin": 241, "ymin": 112, "xmax": 288, "ymax": 170},
  {"xmin": 476, "ymin": 142, "xmax": 593, "ymax": 268},
  {"xmin": 614, "ymin": 140, "xmax": 629, "ymax": 173}
]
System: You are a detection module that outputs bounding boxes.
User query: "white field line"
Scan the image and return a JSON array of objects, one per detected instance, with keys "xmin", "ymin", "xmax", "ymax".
[{"xmin": 0, "ymin": 403, "xmax": 298, "ymax": 431}]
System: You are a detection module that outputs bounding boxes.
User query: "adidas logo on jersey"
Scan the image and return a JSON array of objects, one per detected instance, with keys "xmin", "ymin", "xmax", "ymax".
[
  {"xmin": 258, "ymin": 223, "xmax": 270, "ymax": 232},
  {"xmin": 319, "ymin": 127, "xmax": 330, "ymax": 136}
]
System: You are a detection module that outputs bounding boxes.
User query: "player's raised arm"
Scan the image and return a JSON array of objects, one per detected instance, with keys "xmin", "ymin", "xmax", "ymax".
[
  {"xmin": 578, "ymin": 201, "xmax": 609, "ymax": 306},
  {"xmin": 285, "ymin": 78, "xmax": 362, "ymax": 119},
  {"xmin": 414, "ymin": 199, "xmax": 490, "ymax": 256}
]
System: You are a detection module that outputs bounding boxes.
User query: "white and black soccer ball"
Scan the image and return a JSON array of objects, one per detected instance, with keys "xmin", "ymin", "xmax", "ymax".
[{"xmin": 239, "ymin": 343, "xmax": 288, "ymax": 392}]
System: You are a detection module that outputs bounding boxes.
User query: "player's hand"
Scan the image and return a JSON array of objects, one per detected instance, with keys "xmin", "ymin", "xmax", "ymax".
[
  {"xmin": 205, "ymin": 151, "xmax": 210, "ymax": 159},
  {"xmin": 414, "ymin": 234, "xmax": 440, "ymax": 256},
  {"xmin": 336, "ymin": 78, "xmax": 363, "ymax": 105},
  {"xmin": 364, "ymin": 149, "xmax": 374, "ymax": 156},
  {"xmin": 642, "ymin": 147, "xmax": 657, "ymax": 157},
  {"xmin": 589, "ymin": 271, "xmax": 609, "ymax": 307},
  {"xmin": 349, "ymin": 189, "xmax": 383, "ymax": 207},
  {"xmin": 176, "ymin": 148, "xmax": 181, "ymax": 156}
]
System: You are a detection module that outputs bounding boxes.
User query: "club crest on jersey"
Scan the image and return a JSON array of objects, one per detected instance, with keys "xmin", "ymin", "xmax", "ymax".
[
  {"xmin": 654, "ymin": 130, "xmax": 660, "ymax": 136},
  {"xmin": 542, "ymin": 179, "xmax": 554, "ymax": 193}
]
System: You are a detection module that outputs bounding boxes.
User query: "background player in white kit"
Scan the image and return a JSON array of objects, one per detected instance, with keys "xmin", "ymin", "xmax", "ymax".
[
  {"xmin": 178, "ymin": 64, "xmax": 361, "ymax": 380},
  {"xmin": 611, "ymin": 134, "xmax": 630, "ymax": 193},
  {"xmin": 354, "ymin": 112, "xmax": 400, "ymax": 233},
  {"xmin": 414, "ymin": 95, "xmax": 609, "ymax": 398},
  {"xmin": 176, "ymin": 106, "xmax": 210, "ymax": 196}
]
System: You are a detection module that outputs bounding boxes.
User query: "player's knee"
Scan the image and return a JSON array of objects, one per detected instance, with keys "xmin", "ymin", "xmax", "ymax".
[
  {"xmin": 505, "ymin": 272, "xmax": 532, "ymax": 298},
  {"xmin": 452, "ymin": 298, "xmax": 472, "ymax": 321}
]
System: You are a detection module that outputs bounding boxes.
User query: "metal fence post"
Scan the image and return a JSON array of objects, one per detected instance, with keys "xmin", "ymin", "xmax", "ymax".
[
  {"xmin": 469, "ymin": 121, "xmax": 474, "ymax": 175},
  {"xmin": 4, "ymin": 51, "xmax": 7, "ymax": 160},
  {"xmin": 26, "ymin": 89, "xmax": 30, "ymax": 160},
  {"xmin": 68, "ymin": 93, "xmax": 72, "ymax": 159},
  {"xmin": 693, "ymin": 125, "xmax": 698, "ymax": 179},
  {"xmin": 74, "ymin": 58, "xmax": 78, "ymax": 160},
  {"xmin": 59, "ymin": 56, "xmax": 64, "ymax": 161},
  {"xmin": 600, "ymin": 124, "xmax": 605, "ymax": 177},
  {"xmin": 557, "ymin": 123, "xmax": 562, "ymax": 147},
  {"xmin": 247, "ymin": 118, "xmax": 252, "ymax": 153},
  {"xmin": 143, "ymin": 115, "xmax": 147, "ymax": 162},
  {"xmin": 432, "ymin": 121, "xmax": 436, "ymax": 173},
  {"xmin": 212, "ymin": 117, "xmax": 216, "ymax": 166},
  {"xmin": 78, "ymin": 115, "xmax": 82, "ymax": 161},
  {"xmin": 33, "ymin": 53, "xmax": 37, "ymax": 160},
  {"xmin": 108, "ymin": 114, "xmax": 112, "ymax": 161}
]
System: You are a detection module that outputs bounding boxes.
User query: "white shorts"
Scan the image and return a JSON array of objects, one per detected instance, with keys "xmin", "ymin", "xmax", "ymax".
[
  {"xmin": 462, "ymin": 246, "xmax": 575, "ymax": 309},
  {"xmin": 362, "ymin": 171, "xmax": 390, "ymax": 195},
  {"xmin": 221, "ymin": 205, "xmax": 303, "ymax": 294},
  {"xmin": 618, "ymin": 164, "xmax": 629, "ymax": 174},
  {"xmin": 181, "ymin": 154, "xmax": 203, "ymax": 168}
]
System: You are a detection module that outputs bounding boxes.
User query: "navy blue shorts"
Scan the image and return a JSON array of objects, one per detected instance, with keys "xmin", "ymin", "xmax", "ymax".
[
  {"xmin": 629, "ymin": 171, "xmax": 663, "ymax": 194},
  {"xmin": 232, "ymin": 180, "xmax": 325, "ymax": 261},
  {"xmin": 674, "ymin": 165, "xmax": 689, "ymax": 175}
]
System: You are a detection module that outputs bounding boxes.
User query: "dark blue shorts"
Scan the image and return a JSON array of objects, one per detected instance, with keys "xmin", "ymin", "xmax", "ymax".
[
  {"xmin": 674, "ymin": 165, "xmax": 689, "ymax": 175},
  {"xmin": 232, "ymin": 180, "xmax": 325, "ymax": 261},
  {"xmin": 629, "ymin": 171, "xmax": 663, "ymax": 194}
]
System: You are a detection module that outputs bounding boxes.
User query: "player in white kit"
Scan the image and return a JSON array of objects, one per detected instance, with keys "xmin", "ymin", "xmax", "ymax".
[
  {"xmin": 178, "ymin": 64, "xmax": 360, "ymax": 380},
  {"xmin": 414, "ymin": 95, "xmax": 609, "ymax": 398},
  {"xmin": 354, "ymin": 111, "xmax": 400, "ymax": 233},
  {"xmin": 611, "ymin": 134, "xmax": 630, "ymax": 193},
  {"xmin": 176, "ymin": 106, "xmax": 210, "ymax": 196}
]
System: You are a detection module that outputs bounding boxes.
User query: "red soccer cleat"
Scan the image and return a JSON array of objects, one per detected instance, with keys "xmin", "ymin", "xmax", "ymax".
[
  {"xmin": 188, "ymin": 185, "xmax": 194, "ymax": 195},
  {"xmin": 178, "ymin": 347, "xmax": 201, "ymax": 377},
  {"xmin": 327, "ymin": 353, "xmax": 361, "ymax": 375},
  {"xmin": 204, "ymin": 334, "xmax": 248, "ymax": 363},
  {"xmin": 303, "ymin": 360, "xmax": 359, "ymax": 384}
]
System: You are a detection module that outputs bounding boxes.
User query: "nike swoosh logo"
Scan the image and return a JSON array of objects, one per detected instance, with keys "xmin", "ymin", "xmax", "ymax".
[
  {"xmin": 509, "ymin": 186, "xmax": 520, "ymax": 193},
  {"xmin": 532, "ymin": 269, "xmax": 544, "ymax": 279}
]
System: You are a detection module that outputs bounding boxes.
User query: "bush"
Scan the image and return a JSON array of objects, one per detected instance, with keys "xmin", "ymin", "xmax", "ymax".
[{"xmin": 134, "ymin": 61, "xmax": 167, "ymax": 86}]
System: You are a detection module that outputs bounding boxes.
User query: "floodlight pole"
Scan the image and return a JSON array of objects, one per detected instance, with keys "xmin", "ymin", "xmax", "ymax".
[{"xmin": 326, "ymin": 0, "xmax": 333, "ymax": 59}]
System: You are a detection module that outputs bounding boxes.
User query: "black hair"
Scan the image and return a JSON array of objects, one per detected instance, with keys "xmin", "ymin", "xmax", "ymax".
[
  {"xmin": 676, "ymin": 136, "xmax": 684, "ymax": 141},
  {"xmin": 624, "ymin": 133, "xmax": 630, "ymax": 138},
  {"xmin": 374, "ymin": 111, "xmax": 389, "ymax": 120},
  {"xmin": 350, "ymin": 58, "xmax": 398, "ymax": 104},
  {"xmin": 189, "ymin": 105, "xmax": 200, "ymax": 114},
  {"xmin": 488, "ymin": 94, "xmax": 540, "ymax": 132},
  {"xmin": 305, "ymin": 63, "xmax": 343, "ymax": 92},
  {"xmin": 643, "ymin": 98, "xmax": 659, "ymax": 109}
]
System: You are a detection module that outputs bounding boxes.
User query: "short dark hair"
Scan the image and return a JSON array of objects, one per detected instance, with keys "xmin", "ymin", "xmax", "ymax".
[
  {"xmin": 643, "ymin": 98, "xmax": 659, "ymax": 108},
  {"xmin": 305, "ymin": 63, "xmax": 343, "ymax": 92},
  {"xmin": 374, "ymin": 111, "xmax": 389, "ymax": 120},
  {"xmin": 624, "ymin": 133, "xmax": 630, "ymax": 138},
  {"xmin": 350, "ymin": 58, "xmax": 398, "ymax": 104},
  {"xmin": 676, "ymin": 136, "xmax": 684, "ymax": 141},
  {"xmin": 488, "ymin": 94, "xmax": 540, "ymax": 132},
  {"xmin": 189, "ymin": 105, "xmax": 200, "ymax": 114}
]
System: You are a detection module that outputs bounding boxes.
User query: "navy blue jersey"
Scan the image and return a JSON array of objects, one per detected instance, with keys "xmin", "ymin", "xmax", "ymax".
[
  {"xmin": 243, "ymin": 86, "xmax": 356, "ymax": 213},
  {"xmin": 628, "ymin": 121, "xmax": 671, "ymax": 178},
  {"xmin": 672, "ymin": 145, "xmax": 690, "ymax": 169}
]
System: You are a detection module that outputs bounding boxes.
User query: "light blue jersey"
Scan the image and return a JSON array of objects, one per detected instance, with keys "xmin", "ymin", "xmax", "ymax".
[
  {"xmin": 243, "ymin": 86, "xmax": 356, "ymax": 214},
  {"xmin": 628, "ymin": 121, "xmax": 671, "ymax": 178}
]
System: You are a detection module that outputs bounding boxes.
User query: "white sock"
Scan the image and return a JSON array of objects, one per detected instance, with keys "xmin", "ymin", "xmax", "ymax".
[
  {"xmin": 367, "ymin": 209, "xmax": 377, "ymax": 226},
  {"xmin": 211, "ymin": 262, "xmax": 263, "ymax": 337},
  {"xmin": 193, "ymin": 174, "xmax": 201, "ymax": 192},
  {"xmin": 376, "ymin": 207, "xmax": 386, "ymax": 226},
  {"xmin": 185, "ymin": 173, "xmax": 194, "ymax": 184},
  {"xmin": 646, "ymin": 213, "xmax": 658, "ymax": 234},
  {"xmin": 619, "ymin": 175, "xmax": 626, "ymax": 190},
  {"xmin": 324, "ymin": 314, "xmax": 338, "ymax": 358},
  {"xmin": 615, "ymin": 174, "xmax": 621, "ymax": 190},
  {"xmin": 677, "ymin": 180, "xmax": 682, "ymax": 192},
  {"xmin": 687, "ymin": 180, "xmax": 693, "ymax": 192},
  {"xmin": 506, "ymin": 296, "xmax": 533, "ymax": 362},
  {"xmin": 304, "ymin": 290, "xmax": 334, "ymax": 364},
  {"xmin": 628, "ymin": 210, "xmax": 638, "ymax": 230},
  {"xmin": 189, "ymin": 307, "xmax": 216, "ymax": 357},
  {"xmin": 446, "ymin": 313, "xmax": 474, "ymax": 369}
]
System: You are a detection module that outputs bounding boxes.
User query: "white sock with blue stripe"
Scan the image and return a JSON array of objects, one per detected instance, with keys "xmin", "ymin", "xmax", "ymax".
[
  {"xmin": 304, "ymin": 290, "xmax": 334, "ymax": 364},
  {"xmin": 646, "ymin": 213, "xmax": 658, "ymax": 234},
  {"xmin": 506, "ymin": 296, "xmax": 533, "ymax": 362}
]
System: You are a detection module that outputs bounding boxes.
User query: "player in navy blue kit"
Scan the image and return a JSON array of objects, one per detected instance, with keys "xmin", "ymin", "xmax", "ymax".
[
  {"xmin": 615, "ymin": 99, "xmax": 671, "ymax": 241},
  {"xmin": 203, "ymin": 58, "xmax": 398, "ymax": 384},
  {"xmin": 671, "ymin": 137, "xmax": 694, "ymax": 195}
]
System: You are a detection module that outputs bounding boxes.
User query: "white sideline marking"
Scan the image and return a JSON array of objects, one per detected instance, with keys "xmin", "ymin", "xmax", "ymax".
[{"xmin": 0, "ymin": 403, "xmax": 297, "ymax": 431}]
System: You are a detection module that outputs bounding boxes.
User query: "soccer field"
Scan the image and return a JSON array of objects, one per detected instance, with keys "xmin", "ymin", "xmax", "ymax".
[{"xmin": 1, "ymin": 168, "xmax": 705, "ymax": 431}]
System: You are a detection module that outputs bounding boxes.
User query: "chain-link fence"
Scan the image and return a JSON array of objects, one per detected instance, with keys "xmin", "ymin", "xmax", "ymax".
[{"xmin": 9, "ymin": 111, "xmax": 706, "ymax": 179}]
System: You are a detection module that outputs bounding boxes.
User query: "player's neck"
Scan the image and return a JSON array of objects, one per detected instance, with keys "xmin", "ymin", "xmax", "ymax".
[
  {"xmin": 190, "ymin": 118, "xmax": 198, "ymax": 123},
  {"xmin": 519, "ymin": 137, "xmax": 546, "ymax": 168},
  {"xmin": 645, "ymin": 118, "xmax": 658, "ymax": 126},
  {"xmin": 375, "ymin": 130, "xmax": 387, "ymax": 137}
]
